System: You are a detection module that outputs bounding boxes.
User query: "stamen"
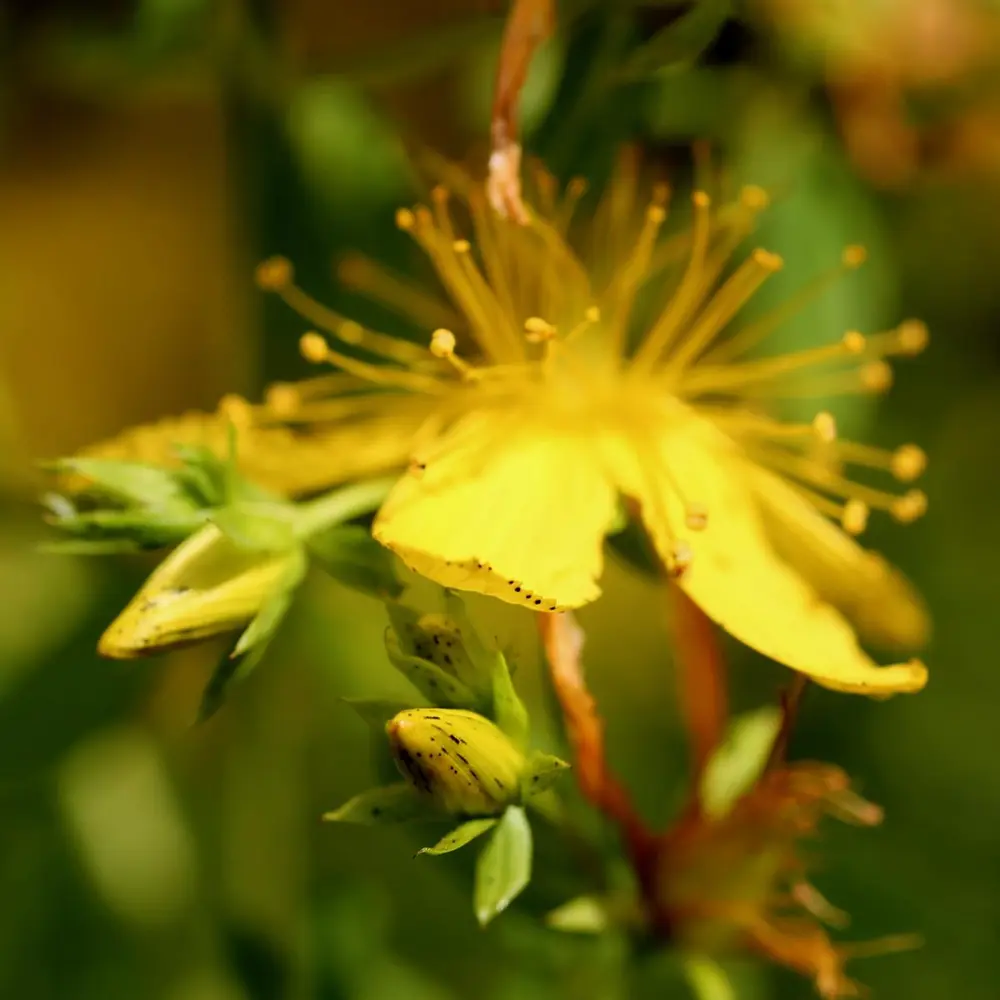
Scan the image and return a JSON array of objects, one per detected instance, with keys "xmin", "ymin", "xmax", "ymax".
[
  {"xmin": 406, "ymin": 200, "xmax": 523, "ymax": 362},
  {"xmin": 554, "ymin": 176, "xmax": 588, "ymax": 234},
  {"xmin": 564, "ymin": 306, "xmax": 601, "ymax": 345},
  {"xmin": 890, "ymin": 444, "xmax": 927, "ymax": 482},
  {"xmin": 679, "ymin": 332, "xmax": 867, "ymax": 396},
  {"xmin": 524, "ymin": 317, "xmax": 557, "ymax": 343},
  {"xmin": 336, "ymin": 254, "xmax": 462, "ymax": 332},
  {"xmin": 704, "ymin": 245, "xmax": 869, "ymax": 365},
  {"xmin": 258, "ymin": 257, "xmax": 432, "ymax": 368},
  {"xmin": 218, "ymin": 393, "xmax": 253, "ymax": 428},
  {"xmin": 430, "ymin": 328, "xmax": 478, "ymax": 380},
  {"xmin": 298, "ymin": 331, "xmax": 447, "ymax": 394},
  {"xmin": 813, "ymin": 412, "xmax": 837, "ymax": 443},
  {"xmin": 862, "ymin": 319, "xmax": 930, "ymax": 359},
  {"xmin": 606, "ymin": 188, "xmax": 670, "ymax": 357},
  {"xmin": 685, "ymin": 503, "xmax": 708, "ymax": 531},
  {"xmin": 632, "ymin": 191, "xmax": 714, "ymax": 371},
  {"xmin": 841, "ymin": 499, "xmax": 869, "ymax": 536},
  {"xmin": 661, "ymin": 247, "xmax": 784, "ymax": 376},
  {"xmin": 891, "ymin": 489, "xmax": 928, "ymax": 523}
]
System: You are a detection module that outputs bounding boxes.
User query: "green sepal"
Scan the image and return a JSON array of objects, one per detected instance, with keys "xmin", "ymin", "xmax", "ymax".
[
  {"xmin": 197, "ymin": 548, "xmax": 307, "ymax": 721},
  {"xmin": 44, "ymin": 457, "xmax": 191, "ymax": 509},
  {"xmin": 342, "ymin": 697, "xmax": 420, "ymax": 730},
  {"xmin": 474, "ymin": 804, "xmax": 532, "ymax": 927},
  {"xmin": 323, "ymin": 783, "xmax": 436, "ymax": 825},
  {"xmin": 307, "ymin": 524, "xmax": 403, "ymax": 599},
  {"xmin": 545, "ymin": 895, "xmax": 609, "ymax": 934},
  {"xmin": 212, "ymin": 503, "xmax": 298, "ymax": 553},
  {"xmin": 384, "ymin": 629, "xmax": 480, "ymax": 708},
  {"xmin": 699, "ymin": 706, "xmax": 783, "ymax": 819},
  {"xmin": 42, "ymin": 505, "xmax": 205, "ymax": 549},
  {"xmin": 520, "ymin": 751, "xmax": 570, "ymax": 800},
  {"xmin": 491, "ymin": 651, "xmax": 529, "ymax": 749},
  {"xmin": 417, "ymin": 817, "xmax": 497, "ymax": 856}
]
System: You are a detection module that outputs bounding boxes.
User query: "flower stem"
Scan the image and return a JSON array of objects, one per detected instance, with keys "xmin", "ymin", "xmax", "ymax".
[{"xmin": 294, "ymin": 478, "xmax": 396, "ymax": 537}]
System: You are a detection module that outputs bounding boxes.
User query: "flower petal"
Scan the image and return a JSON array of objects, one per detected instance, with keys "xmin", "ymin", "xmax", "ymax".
[
  {"xmin": 80, "ymin": 408, "xmax": 421, "ymax": 497},
  {"xmin": 746, "ymin": 465, "xmax": 930, "ymax": 651},
  {"xmin": 608, "ymin": 411, "xmax": 927, "ymax": 695},
  {"xmin": 374, "ymin": 413, "xmax": 616, "ymax": 610}
]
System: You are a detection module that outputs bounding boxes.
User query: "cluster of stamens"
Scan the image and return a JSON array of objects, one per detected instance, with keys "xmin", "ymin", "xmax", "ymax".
[{"xmin": 252, "ymin": 162, "xmax": 928, "ymax": 569}]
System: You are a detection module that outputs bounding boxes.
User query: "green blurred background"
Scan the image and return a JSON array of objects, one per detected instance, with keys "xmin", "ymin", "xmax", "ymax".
[{"xmin": 1, "ymin": 1, "xmax": 997, "ymax": 997}]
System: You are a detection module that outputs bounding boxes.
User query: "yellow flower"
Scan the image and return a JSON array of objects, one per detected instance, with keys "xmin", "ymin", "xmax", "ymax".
[{"xmin": 86, "ymin": 158, "xmax": 930, "ymax": 695}]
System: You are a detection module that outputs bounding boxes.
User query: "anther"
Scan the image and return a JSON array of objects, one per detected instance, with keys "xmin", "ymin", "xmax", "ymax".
[
  {"xmin": 218, "ymin": 394, "xmax": 253, "ymax": 428},
  {"xmin": 890, "ymin": 444, "xmax": 927, "ymax": 482},
  {"xmin": 684, "ymin": 504, "xmax": 708, "ymax": 531},
  {"xmin": 891, "ymin": 489, "xmax": 928, "ymax": 523},
  {"xmin": 842, "ymin": 330, "xmax": 867, "ymax": 354},
  {"xmin": 894, "ymin": 319, "xmax": 929, "ymax": 356},
  {"xmin": 300, "ymin": 331, "xmax": 329, "ymax": 363},
  {"xmin": 740, "ymin": 185, "xmax": 769, "ymax": 210},
  {"xmin": 255, "ymin": 256, "xmax": 293, "ymax": 291},
  {"xmin": 395, "ymin": 208, "xmax": 415, "ymax": 231},
  {"xmin": 841, "ymin": 499, "xmax": 869, "ymax": 536},
  {"xmin": 452, "ymin": 239, "xmax": 471, "ymax": 254},
  {"xmin": 692, "ymin": 190, "xmax": 711, "ymax": 209},
  {"xmin": 567, "ymin": 177, "xmax": 588, "ymax": 197},
  {"xmin": 431, "ymin": 185, "xmax": 449, "ymax": 204},
  {"xmin": 265, "ymin": 383, "xmax": 300, "ymax": 416},
  {"xmin": 842, "ymin": 245, "xmax": 867, "ymax": 268},
  {"xmin": 338, "ymin": 321, "xmax": 364, "ymax": 345},
  {"xmin": 647, "ymin": 204, "xmax": 666, "ymax": 224},
  {"xmin": 524, "ymin": 317, "xmax": 557, "ymax": 343},
  {"xmin": 813, "ymin": 411, "xmax": 837, "ymax": 443},
  {"xmin": 751, "ymin": 248, "xmax": 784, "ymax": 272},
  {"xmin": 430, "ymin": 329, "xmax": 457, "ymax": 358},
  {"xmin": 860, "ymin": 360, "xmax": 894, "ymax": 393}
]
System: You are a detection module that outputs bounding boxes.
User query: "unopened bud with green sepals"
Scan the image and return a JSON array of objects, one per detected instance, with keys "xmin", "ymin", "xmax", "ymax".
[{"xmin": 385, "ymin": 708, "xmax": 568, "ymax": 817}]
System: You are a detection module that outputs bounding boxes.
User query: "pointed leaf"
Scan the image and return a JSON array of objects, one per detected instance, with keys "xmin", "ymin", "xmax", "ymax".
[
  {"xmin": 417, "ymin": 818, "xmax": 497, "ymax": 856},
  {"xmin": 521, "ymin": 751, "xmax": 570, "ymax": 799},
  {"xmin": 545, "ymin": 895, "xmax": 608, "ymax": 934},
  {"xmin": 385, "ymin": 630, "xmax": 479, "ymax": 708},
  {"xmin": 474, "ymin": 805, "xmax": 532, "ymax": 926},
  {"xmin": 308, "ymin": 524, "xmax": 403, "ymax": 599},
  {"xmin": 699, "ymin": 706, "xmax": 783, "ymax": 819},
  {"xmin": 323, "ymin": 783, "xmax": 434, "ymax": 824},
  {"xmin": 491, "ymin": 651, "xmax": 529, "ymax": 748},
  {"xmin": 48, "ymin": 457, "xmax": 189, "ymax": 507}
]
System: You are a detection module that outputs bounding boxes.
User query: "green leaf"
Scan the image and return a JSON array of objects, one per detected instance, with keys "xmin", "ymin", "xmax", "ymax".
[
  {"xmin": 323, "ymin": 784, "xmax": 434, "ymax": 825},
  {"xmin": 342, "ymin": 697, "xmax": 418, "ymax": 730},
  {"xmin": 474, "ymin": 805, "xmax": 532, "ymax": 927},
  {"xmin": 384, "ymin": 630, "xmax": 480, "ymax": 708},
  {"xmin": 699, "ymin": 706, "xmax": 782, "ymax": 819},
  {"xmin": 417, "ymin": 818, "xmax": 497, "ymax": 856},
  {"xmin": 212, "ymin": 503, "xmax": 297, "ymax": 553},
  {"xmin": 491, "ymin": 652, "xmax": 529, "ymax": 749},
  {"xmin": 308, "ymin": 524, "xmax": 403, "ymax": 599},
  {"xmin": 521, "ymin": 751, "xmax": 570, "ymax": 799},
  {"xmin": 46, "ymin": 457, "xmax": 190, "ymax": 508},
  {"xmin": 620, "ymin": 0, "xmax": 733, "ymax": 79},
  {"xmin": 545, "ymin": 895, "xmax": 609, "ymax": 934}
]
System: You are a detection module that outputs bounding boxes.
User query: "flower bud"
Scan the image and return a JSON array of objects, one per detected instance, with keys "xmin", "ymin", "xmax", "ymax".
[
  {"xmin": 386, "ymin": 709, "xmax": 526, "ymax": 816},
  {"xmin": 98, "ymin": 522, "xmax": 301, "ymax": 658}
]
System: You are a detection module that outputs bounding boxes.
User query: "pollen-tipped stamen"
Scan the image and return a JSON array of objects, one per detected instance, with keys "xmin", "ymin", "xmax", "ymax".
[{"xmin": 704, "ymin": 245, "xmax": 870, "ymax": 366}]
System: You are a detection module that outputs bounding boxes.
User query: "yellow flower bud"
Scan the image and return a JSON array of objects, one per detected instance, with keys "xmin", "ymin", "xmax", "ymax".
[
  {"xmin": 386, "ymin": 709, "xmax": 526, "ymax": 816},
  {"xmin": 98, "ymin": 522, "xmax": 300, "ymax": 658}
]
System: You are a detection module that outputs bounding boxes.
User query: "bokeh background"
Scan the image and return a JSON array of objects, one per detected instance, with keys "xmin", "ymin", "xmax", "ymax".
[{"xmin": 1, "ymin": 1, "xmax": 997, "ymax": 998}]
